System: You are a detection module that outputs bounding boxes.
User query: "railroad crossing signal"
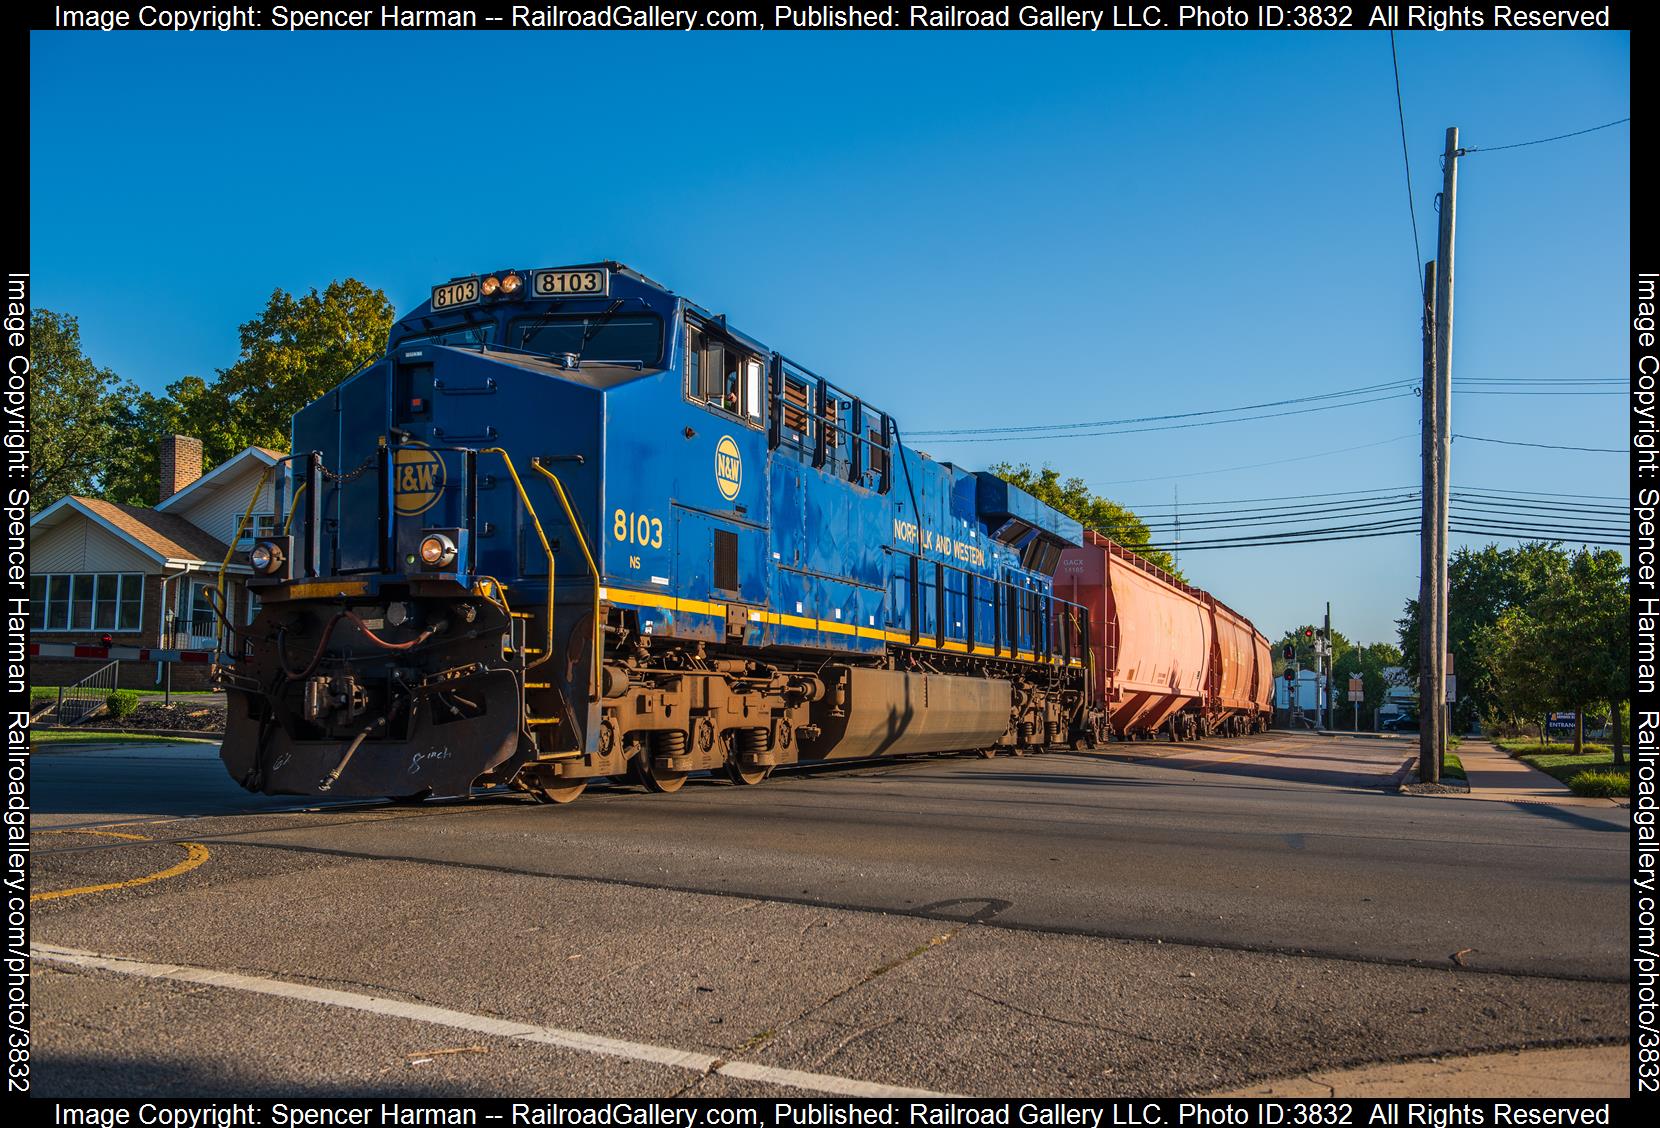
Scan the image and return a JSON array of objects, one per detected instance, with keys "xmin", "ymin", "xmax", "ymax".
[
  {"xmin": 1283, "ymin": 643, "xmax": 1295, "ymax": 661},
  {"xmin": 1283, "ymin": 668, "xmax": 1296, "ymax": 682}
]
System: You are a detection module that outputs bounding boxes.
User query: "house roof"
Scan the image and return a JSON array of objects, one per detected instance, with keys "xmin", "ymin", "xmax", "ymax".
[
  {"xmin": 155, "ymin": 445, "xmax": 286, "ymax": 513},
  {"xmin": 32, "ymin": 495, "xmax": 244, "ymax": 569}
]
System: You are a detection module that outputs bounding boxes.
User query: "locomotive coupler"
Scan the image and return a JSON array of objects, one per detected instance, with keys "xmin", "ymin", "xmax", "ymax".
[{"xmin": 302, "ymin": 674, "xmax": 370, "ymax": 726}]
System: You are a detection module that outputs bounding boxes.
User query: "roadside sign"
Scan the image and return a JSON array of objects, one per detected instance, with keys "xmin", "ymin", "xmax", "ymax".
[
  {"xmin": 1547, "ymin": 712, "xmax": 1575, "ymax": 730},
  {"xmin": 1348, "ymin": 675, "xmax": 1364, "ymax": 703}
]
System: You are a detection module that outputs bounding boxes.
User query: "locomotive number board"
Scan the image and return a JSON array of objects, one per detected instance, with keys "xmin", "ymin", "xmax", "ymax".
[
  {"xmin": 431, "ymin": 277, "xmax": 480, "ymax": 311},
  {"xmin": 533, "ymin": 268, "xmax": 609, "ymax": 298}
]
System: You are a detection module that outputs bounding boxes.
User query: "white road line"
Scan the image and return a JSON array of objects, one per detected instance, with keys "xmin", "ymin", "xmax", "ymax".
[{"xmin": 30, "ymin": 944, "xmax": 947, "ymax": 1098}]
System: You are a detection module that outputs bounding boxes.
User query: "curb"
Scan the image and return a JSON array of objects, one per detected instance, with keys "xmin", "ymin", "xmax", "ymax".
[{"xmin": 31, "ymin": 727, "xmax": 222, "ymax": 741}]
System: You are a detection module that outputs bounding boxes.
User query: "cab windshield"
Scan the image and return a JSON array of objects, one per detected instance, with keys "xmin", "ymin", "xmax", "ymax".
[
  {"xmin": 399, "ymin": 322, "xmax": 495, "ymax": 349},
  {"xmin": 508, "ymin": 314, "xmax": 663, "ymax": 367}
]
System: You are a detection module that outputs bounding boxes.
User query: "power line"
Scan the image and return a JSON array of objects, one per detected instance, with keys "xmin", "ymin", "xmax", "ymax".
[
  {"xmin": 919, "ymin": 390, "xmax": 1415, "ymax": 444},
  {"xmin": 1458, "ymin": 484, "xmax": 1628, "ymax": 501},
  {"xmin": 1454, "ymin": 433, "xmax": 1624, "ymax": 453},
  {"xmin": 1146, "ymin": 520, "xmax": 1626, "ymax": 552},
  {"xmin": 909, "ymin": 380, "xmax": 1412, "ymax": 438},
  {"xmin": 1094, "ymin": 433, "xmax": 1419, "ymax": 489},
  {"xmin": 1451, "ymin": 492, "xmax": 1628, "ymax": 513},
  {"xmin": 1128, "ymin": 484, "xmax": 1417, "ymax": 512},
  {"xmin": 1449, "ymin": 527, "xmax": 1626, "ymax": 548},
  {"xmin": 1388, "ymin": 32, "xmax": 1427, "ymax": 299},
  {"xmin": 1125, "ymin": 481, "xmax": 1627, "ymax": 514},
  {"xmin": 1143, "ymin": 504, "xmax": 1422, "ymax": 534},
  {"xmin": 1145, "ymin": 514, "xmax": 1422, "ymax": 549},
  {"xmin": 1454, "ymin": 389, "xmax": 1624, "ymax": 396},
  {"xmin": 1461, "ymin": 116, "xmax": 1630, "ymax": 155}
]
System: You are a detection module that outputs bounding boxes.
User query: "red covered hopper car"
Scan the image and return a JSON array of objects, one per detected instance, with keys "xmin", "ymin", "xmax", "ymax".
[{"xmin": 1055, "ymin": 531, "xmax": 1273, "ymax": 741}]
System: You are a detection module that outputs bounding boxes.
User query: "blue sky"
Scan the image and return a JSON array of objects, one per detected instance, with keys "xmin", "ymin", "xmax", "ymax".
[{"xmin": 29, "ymin": 30, "xmax": 1629, "ymax": 644}]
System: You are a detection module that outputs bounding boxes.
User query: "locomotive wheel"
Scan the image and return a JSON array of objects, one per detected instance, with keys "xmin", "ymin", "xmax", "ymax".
[
  {"xmin": 633, "ymin": 757, "xmax": 689, "ymax": 794},
  {"xmin": 531, "ymin": 780, "xmax": 587, "ymax": 805},
  {"xmin": 726, "ymin": 762, "xmax": 771, "ymax": 786}
]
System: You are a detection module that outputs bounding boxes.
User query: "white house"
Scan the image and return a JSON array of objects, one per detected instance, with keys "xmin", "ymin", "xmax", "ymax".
[{"xmin": 30, "ymin": 436, "xmax": 288, "ymax": 689}]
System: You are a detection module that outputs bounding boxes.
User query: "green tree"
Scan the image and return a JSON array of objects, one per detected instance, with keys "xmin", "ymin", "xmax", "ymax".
[
  {"xmin": 1477, "ymin": 549, "xmax": 1629, "ymax": 757},
  {"xmin": 209, "ymin": 278, "xmax": 395, "ymax": 460},
  {"xmin": 991, "ymin": 463, "xmax": 1179, "ymax": 577},
  {"xmin": 29, "ymin": 310, "xmax": 127, "ymax": 511},
  {"xmin": 96, "ymin": 280, "xmax": 395, "ymax": 504},
  {"xmin": 1397, "ymin": 542, "xmax": 1570, "ymax": 732},
  {"xmin": 99, "ymin": 376, "xmax": 219, "ymax": 506},
  {"xmin": 1472, "ymin": 608, "xmax": 1552, "ymax": 738}
]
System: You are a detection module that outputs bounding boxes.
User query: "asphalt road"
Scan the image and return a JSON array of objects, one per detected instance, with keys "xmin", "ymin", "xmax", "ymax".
[{"xmin": 28, "ymin": 732, "xmax": 1630, "ymax": 1097}]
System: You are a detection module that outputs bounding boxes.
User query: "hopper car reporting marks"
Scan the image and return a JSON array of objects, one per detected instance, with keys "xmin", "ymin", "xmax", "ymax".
[{"xmin": 209, "ymin": 262, "xmax": 1269, "ymax": 804}]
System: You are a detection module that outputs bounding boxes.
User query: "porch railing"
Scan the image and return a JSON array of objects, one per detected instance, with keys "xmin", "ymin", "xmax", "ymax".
[{"xmin": 55, "ymin": 660, "xmax": 121, "ymax": 726}]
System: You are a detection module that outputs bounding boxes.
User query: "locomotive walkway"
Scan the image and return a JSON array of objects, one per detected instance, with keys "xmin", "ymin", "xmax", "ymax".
[{"xmin": 28, "ymin": 731, "xmax": 1628, "ymax": 1097}]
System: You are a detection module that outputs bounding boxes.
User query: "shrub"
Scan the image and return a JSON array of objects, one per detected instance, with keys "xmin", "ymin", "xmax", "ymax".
[
  {"xmin": 1567, "ymin": 769, "xmax": 1629, "ymax": 798},
  {"xmin": 105, "ymin": 689, "xmax": 141, "ymax": 720}
]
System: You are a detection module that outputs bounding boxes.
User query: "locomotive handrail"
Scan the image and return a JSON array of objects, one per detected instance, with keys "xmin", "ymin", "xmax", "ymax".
[
  {"xmin": 214, "ymin": 461, "xmax": 276, "ymax": 660},
  {"xmin": 531, "ymin": 459, "xmax": 603, "ymax": 698},
  {"xmin": 479, "ymin": 447, "xmax": 557, "ymax": 672},
  {"xmin": 282, "ymin": 481, "xmax": 307, "ymax": 535}
]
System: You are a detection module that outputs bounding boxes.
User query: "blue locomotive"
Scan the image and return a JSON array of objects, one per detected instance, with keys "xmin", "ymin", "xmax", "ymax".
[{"xmin": 220, "ymin": 263, "xmax": 1102, "ymax": 802}]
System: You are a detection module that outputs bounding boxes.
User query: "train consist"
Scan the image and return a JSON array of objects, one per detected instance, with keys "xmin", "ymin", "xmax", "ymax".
[{"xmin": 215, "ymin": 262, "xmax": 1273, "ymax": 802}]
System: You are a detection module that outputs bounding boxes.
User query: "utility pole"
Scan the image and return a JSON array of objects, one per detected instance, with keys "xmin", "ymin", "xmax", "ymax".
[
  {"xmin": 1419, "ymin": 258, "xmax": 1441, "ymax": 783},
  {"xmin": 1324, "ymin": 601, "xmax": 1333, "ymax": 731},
  {"xmin": 1173, "ymin": 484, "xmax": 1180, "ymax": 573},
  {"xmin": 1434, "ymin": 126, "xmax": 1460, "ymax": 770}
]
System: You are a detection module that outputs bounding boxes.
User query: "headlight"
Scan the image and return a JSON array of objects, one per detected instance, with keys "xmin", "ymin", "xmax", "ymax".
[
  {"xmin": 248, "ymin": 540, "xmax": 284, "ymax": 574},
  {"xmin": 419, "ymin": 533, "xmax": 457, "ymax": 568},
  {"xmin": 498, "ymin": 272, "xmax": 521, "ymax": 295},
  {"xmin": 480, "ymin": 275, "xmax": 500, "ymax": 296}
]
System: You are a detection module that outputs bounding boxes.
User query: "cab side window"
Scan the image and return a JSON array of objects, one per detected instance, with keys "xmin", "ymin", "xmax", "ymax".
[{"xmin": 687, "ymin": 321, "xmax": 763, "ymax": 424}]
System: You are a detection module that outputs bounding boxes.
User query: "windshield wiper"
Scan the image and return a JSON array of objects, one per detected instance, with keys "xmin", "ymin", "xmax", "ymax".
[{"xmin": 569, "ymin": 299, "xmax": 626, "ymax": 367}]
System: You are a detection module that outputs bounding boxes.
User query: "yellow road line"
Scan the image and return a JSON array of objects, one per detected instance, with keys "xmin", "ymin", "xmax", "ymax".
[{"xmin": 32, "ymin": 830, "xmax": 210, "ymax": 903}]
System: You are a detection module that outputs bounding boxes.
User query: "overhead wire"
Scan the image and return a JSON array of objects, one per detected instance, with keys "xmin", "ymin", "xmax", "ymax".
[
  {"xmin": 1460, "ymin": 116, "xmax": 1631, "ymax": 155},
  {"xmin": 1454, "ymin": 433, "xmax": 1624, "ymax": 453},
  {"xmin": 1388, "ymin": 31, "xmax": 1428, "ymax": 300},
  {"xmin": 1091, "ymin": 433, "xmax": 1419, "ymax": 488},
  {"xmin": 909, "ymin": 380, "xmax": 1413, "ymax": 439}
]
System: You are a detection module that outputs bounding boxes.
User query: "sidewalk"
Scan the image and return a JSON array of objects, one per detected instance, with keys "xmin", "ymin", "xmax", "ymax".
[
  {"xmin": 1449, "ymin": 740, "xmax": 1623, "ymax": 808},
  {"xmin": 1213, "ymin": 1043, "xmax": 1628, "ymax": 1098}
]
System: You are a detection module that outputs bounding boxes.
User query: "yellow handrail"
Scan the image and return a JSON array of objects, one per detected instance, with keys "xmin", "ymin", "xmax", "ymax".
[
  {"xmin": 479, "ymin": 448, "xmax": 556, "ymax": 671},
  {"xmin": 216, "ymin": 462, "xmax": 274, "ymax": 657},
  {"xmin": 531, "ymin": 459, "xmax": 602, "ymax": 697},
  {"xmin": 282, "ymin": 481, "xmax": 307, "ymax": 535}
]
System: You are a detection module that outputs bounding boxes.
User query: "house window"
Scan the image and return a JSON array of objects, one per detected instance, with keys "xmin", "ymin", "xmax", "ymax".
[
  {"xmin": 233, "ymin": 513, "xmax": 280, "ymax": 543},
  {"xmin": 31, "ymin": 573, "xmax": 143, "ymax": 632}
]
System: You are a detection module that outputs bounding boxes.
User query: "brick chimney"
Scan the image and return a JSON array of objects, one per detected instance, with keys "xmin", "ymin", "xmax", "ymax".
[{"xmin": 159, "ymin": 435, "xmax": 204, "ymax": 503}]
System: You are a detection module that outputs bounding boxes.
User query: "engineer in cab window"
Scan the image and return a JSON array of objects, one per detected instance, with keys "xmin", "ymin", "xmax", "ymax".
[{"xmin": 689, "ymin": 321, "xmax": 760, "ymax": 422}]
